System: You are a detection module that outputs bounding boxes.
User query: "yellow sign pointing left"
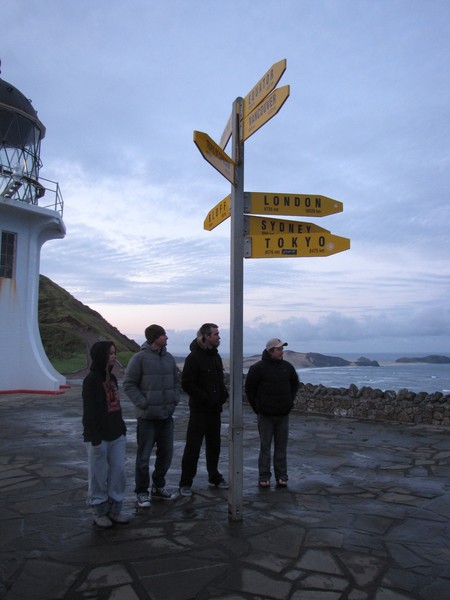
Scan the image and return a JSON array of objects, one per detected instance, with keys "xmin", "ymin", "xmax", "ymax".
[
  {"xmin": 193, "ymin": 131, "xmax": 235, "ymax": 184},
  {"xmin": 204, "ymin": 195, "xmax": 231, "ymax": 231}
]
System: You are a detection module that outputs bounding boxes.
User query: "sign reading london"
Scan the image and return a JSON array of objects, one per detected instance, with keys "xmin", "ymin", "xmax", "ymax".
[
  {"xmin": 193, "ymin": 131, "xmax": 235, "ymax": 184},
  {"xmin": 245, "ymin": 232, "xmax": 350, "ymax": 259},
  {"xmin": 244, "ymin": 192, "xmax": 343, "ymax": 217}
]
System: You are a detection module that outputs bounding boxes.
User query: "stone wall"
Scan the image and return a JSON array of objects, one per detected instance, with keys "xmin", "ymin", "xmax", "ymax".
[{"xmin": 294, "ymin": 382, "xmax": 450, "ymax": 427}]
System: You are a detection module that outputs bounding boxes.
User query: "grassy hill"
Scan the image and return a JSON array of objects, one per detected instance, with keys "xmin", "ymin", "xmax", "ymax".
[{"xmin": 38, "ymin": 275, "xmax": 139, "ymax": 374}]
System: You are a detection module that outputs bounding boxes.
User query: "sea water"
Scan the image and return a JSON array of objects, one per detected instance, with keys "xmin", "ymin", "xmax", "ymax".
[{"xmin": 297, "ymin": 360, "xmax": 450, "ymax": 394}]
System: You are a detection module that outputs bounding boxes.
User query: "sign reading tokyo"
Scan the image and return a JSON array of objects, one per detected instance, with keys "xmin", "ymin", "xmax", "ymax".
[
  {"xmin": 244, "ymin": 192, "xmax": 343, "ymax": 217},
  {"xmin": 245, "ymin": 232, "xmax": 350, "ymax": 258}
]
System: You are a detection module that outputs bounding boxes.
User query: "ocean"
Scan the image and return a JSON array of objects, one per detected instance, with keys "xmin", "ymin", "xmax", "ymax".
[{"xmin": 297, "ymin": 357, "xmax": 450, "ymax": 394}]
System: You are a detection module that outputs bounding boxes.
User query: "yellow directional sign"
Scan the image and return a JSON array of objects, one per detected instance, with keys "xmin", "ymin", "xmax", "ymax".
[
  {"xmin": 244, "ymin": 59, "xmax": 287, "ymax": 117},
  {"xmin": 244, "ymin": 192, "xmax": 343, "ymax": 217},
  {"xmin": 219, "ymin": 113, "xmax": 232, "ymax": 150},
  {"xmin": 193, "ymin": 131, "xmax": 235, "ymax": 184},
  {"xmin": 244, "ymin": 232, "xmax": 350, "ymax": 258},
  {"xmin": 242, "ymin": 85, "xmax": 290, "ymax": 142},
  {"xmin": 204, "ymin": 195, "xmax": 231, "ymax": 231},
  {"xmin": 244, "ymin": 215, "xmax": 330, "ymax": 236}
]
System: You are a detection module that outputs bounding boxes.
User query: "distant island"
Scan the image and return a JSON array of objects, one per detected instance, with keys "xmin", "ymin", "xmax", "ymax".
[
  {"xmin": 395, "ymin": 355, "xmax": 450, "ymax": 364},
  {"xmin": 241, "ymin": 351, "xmax": 380, "ymax": 370}
]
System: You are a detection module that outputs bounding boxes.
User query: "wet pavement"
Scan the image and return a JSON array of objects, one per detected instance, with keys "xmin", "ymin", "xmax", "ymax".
[{"xmin": 1, "ymin": 383, "xmax": 449, "ymax": 600}]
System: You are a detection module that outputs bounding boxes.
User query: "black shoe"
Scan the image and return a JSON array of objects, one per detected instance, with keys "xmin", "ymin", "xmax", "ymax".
[{"xmin": 208, "ymin": 478, "xmax": 229, "ymax": 489}]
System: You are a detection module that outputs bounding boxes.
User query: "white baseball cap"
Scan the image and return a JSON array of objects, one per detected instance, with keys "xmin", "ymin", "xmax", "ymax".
[{"xmin": 265, "ymin": 338, "xmax": 288, "ymax": 351}]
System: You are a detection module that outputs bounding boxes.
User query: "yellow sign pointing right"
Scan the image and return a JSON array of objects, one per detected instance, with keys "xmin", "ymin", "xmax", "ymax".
[{"xmin": 245, "ymin": 232, "xmax": 350, "ymax": 258}]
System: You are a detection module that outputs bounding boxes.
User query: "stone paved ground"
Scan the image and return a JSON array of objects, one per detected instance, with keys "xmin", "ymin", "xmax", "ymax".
[{"xmin": 0, "ymin": 383, "xmax": 449, "ymax": 600}]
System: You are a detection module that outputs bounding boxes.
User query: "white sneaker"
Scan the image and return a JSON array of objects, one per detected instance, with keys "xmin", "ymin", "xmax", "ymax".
[
  {"xmin": 179, "ymin": 485, "xmax": 192, "ymax": 497},
  {"xmin": 108, "ymin": 513, "xmax": 130, "ymax": 524},
  {"xmin": 93, "ymin": 514, "xmax": 113, "ymax": 528}
]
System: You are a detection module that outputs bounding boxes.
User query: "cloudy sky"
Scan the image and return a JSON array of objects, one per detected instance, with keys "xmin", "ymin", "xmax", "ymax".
[{"xmin": 2, "ymin": 0, "xmax": 450, "ymax": 356}]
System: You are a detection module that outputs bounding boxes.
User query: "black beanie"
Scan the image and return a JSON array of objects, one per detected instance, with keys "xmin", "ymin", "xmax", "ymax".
[{"xmin": 145, "ymin": 324, "xmax": 166, "ymax": 343}]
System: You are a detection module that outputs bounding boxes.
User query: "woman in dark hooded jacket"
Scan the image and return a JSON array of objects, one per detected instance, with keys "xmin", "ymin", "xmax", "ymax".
[{"xmin": 82, "ymin": 341, "xmax": 128, "ymax": 527}]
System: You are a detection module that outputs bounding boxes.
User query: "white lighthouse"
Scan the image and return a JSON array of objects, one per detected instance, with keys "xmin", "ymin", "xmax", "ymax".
[{"xmin": 0, "ymin": 69, "xmax": 66, "ymax": 393}]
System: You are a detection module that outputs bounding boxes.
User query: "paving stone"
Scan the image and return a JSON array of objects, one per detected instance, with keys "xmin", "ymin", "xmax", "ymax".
[
  {"xmin": 1, "ymin": 385, "xmax": 449, "ymax": 600},
  {"xmin": 296, "ymin": 550, "xmax": 343, "ymax": 575}
]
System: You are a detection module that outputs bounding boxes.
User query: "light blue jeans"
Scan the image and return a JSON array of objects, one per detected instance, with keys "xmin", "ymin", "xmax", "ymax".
[{"xmin": 86, "ymin": 435, "xmax": 127, "ymax": 516}]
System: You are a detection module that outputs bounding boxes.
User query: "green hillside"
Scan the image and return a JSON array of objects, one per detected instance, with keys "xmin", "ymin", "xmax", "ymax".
[{"xmin": 38, "ymin": 275, "xmax": 139, "ymax": 373}]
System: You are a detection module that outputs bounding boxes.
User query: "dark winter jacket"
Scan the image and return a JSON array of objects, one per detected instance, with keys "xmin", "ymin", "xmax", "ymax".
[
  {"xmin": 245, "ymin": 349, "xmax": 300, "ymax": 416},
  {"xmin": 181, "ymin": 338, "xmax": 228, "ymax": 413},
  {"xmin": 123, "ymin": 341, "xmax": 179, "ymax": 420},
  {"xmin": 82, "ymin": 342, "xmax": 126, "ymax": 445}
]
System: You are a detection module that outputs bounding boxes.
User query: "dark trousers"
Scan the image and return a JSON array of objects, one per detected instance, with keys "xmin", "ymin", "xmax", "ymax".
[
  {"xmin": 179, "ymin": 410, "xmax": 223, "ymax": 487},
  {"xmin": 135, "ymin": 416, "xmax": 174, "ymax": 494},
  {"xmin": 257, "ymin": 413, "xmax": 289, "ymax": 481}
]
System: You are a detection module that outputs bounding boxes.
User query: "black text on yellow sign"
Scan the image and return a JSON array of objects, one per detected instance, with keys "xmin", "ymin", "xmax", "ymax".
[
  {"xmin": 244, "ymin": 215, "xmax": 329, "ymax": 236},
  {"xmin": 243, "ymin": 58, "xmax": 287, "ymax": 117},
  {"xmin": 193, "ymin": 131, "xmax": 235, "ymax": 184},
  {"xmin": 204, "ymin": 195, "xmax": 231, "ymax": 231},
  {"xmin": 244, "ymin": 232, "xmax": 350, "ymax": 258},
  {"xmin": 244, "ymin": 192, "xmax": 343, "ymax": 217},
  {"xmin": 242, "ymin": 85, "xmax": 290, "ymax": 142}
]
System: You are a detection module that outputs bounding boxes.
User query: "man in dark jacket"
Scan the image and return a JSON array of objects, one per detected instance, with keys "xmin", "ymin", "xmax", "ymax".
[
  {"xmin": 178, "ymin": 323, "xmax": 229, "ymax": 496},
  {"xmin": 245, "ymin": 337, "xmax": 299, "ymax": 488}
]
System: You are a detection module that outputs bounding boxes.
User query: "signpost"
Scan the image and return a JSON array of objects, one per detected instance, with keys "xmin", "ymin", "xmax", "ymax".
[
  {"xmin": 193, "ymin": 131, "xmax": 235, "ymax": 184},
  {"xmin": 244, "ymin": 192, "xmax": 343, "ymax": 217},
  {"xmin": 192, "ymin": 58, "xmax": 350, "ymax": 521},
  {"xmin": 244, "ymin": 232, "xmax": 350, "ymax": 258}
]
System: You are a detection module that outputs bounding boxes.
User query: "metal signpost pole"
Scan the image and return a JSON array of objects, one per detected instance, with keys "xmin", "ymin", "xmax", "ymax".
[{"xmin": 228, "ymin": 96, "xmax": 244, "ymax": 521}]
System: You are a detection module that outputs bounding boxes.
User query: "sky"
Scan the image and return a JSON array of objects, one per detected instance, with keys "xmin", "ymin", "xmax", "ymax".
[{"xmin": 2, "ymin": 0, "xmax": 450, "ymax": 357}]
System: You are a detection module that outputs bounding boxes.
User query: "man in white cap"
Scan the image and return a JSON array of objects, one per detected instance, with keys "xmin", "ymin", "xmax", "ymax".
[{"xmin": 245, "ymin": 338, "xmax": 299, "ymax": 488}]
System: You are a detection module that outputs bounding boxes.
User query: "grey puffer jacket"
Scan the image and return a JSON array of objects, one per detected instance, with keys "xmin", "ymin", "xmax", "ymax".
[{"xmin": 123, "ymin": 342, "xmax": 180, "ymax": 420}]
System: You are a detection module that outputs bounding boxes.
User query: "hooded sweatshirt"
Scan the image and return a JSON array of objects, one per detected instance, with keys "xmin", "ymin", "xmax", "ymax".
[
  {"xmin": 123, "ymin": 341, "xmax": 179, "ymax": 420},
  {"xmin": 82, "ymin": 341, "xmax": 126, "ymax": 445},
  {"xmin": 245, "ymin": 349, "xmax": 300, "ymax": 416},
  {"xmin": 181, "ymin": 338, "xmax": 228, "ymax": 413}
]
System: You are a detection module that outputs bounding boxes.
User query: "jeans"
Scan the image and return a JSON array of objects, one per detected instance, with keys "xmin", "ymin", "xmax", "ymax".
[
  {"xmin": 135, "ymin": 416, "xmax": 174, "ymax": 493},
  {"xmin": 86, "ymin": 434, "xmax": 127, "ymax": 515},
  {"xmin": 257, "ymin": 413, "xmax": 289, "ymax": 481},
  {"xmin": 179, "ymin": 410, "xmax": 223, "ymax": 487}
]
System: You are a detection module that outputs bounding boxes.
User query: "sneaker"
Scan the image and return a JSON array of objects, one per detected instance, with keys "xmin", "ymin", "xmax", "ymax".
[
  {"xmin": 209, "ymin": 478, "xmax": 229, "ymax": 489},
  {"xmin": 136, "ymin": 493, "xmax": 151, "ymax": 508},
  {"xmin": 108, "ymin": 512, "xmax": 130, "ymax": 524},
  {"xmin": 93, "ymin": 514, "xmax": 113, "ymax": 528},
  {"xmin": 151, "ymin": 485, "xmax": 177, "ymax": 501},
  {"xmin": 179, "ymin": 485, "xmax": 192, "ymax": 497}
]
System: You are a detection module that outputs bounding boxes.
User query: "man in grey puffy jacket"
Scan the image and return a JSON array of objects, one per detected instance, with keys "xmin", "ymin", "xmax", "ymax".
[{"xmin": 123, "ymin": 324, "xmax": 180, "ymax": 507}]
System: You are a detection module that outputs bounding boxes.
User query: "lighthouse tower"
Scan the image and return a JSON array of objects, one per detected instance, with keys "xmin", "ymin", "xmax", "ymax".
[{"xmin": 0, "ymin": 69, "xmax": 66, "ymax": 393}]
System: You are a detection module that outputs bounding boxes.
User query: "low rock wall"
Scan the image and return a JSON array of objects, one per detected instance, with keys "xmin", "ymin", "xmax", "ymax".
[{"xmin": 294, "ymin": 382, "xmax": 450, "ymax": 427}]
